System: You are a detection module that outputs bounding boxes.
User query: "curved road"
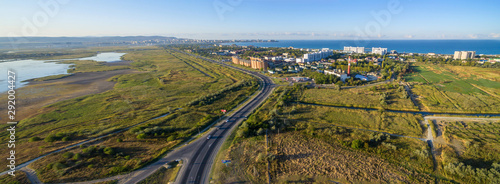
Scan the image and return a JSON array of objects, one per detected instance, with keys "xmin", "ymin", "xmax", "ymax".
[{"xmin": 119, "ymin": 50, "xmax": 276, "ymax": 184}]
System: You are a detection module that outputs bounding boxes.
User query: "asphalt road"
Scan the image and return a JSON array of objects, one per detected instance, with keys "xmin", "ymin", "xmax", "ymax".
[{"xmin": 119, "ymin": 50, "xmax": 276, "ymax": 184}]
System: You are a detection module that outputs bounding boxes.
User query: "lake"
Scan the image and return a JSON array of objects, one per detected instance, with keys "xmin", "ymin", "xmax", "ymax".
[{"xmin": 0, "ymin": 52, "xmax": 126, "ymax": 93}]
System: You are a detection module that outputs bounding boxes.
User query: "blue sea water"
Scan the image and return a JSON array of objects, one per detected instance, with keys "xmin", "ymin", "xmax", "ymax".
[{"xmin": 224, "ymin": 40, "xmax": 500, "ymax": 55}]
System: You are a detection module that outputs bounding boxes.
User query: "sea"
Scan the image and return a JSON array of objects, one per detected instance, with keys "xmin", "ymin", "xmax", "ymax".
[{"xmin": 223, "ymin": 40, "xmax": 500, "ymax": 55}]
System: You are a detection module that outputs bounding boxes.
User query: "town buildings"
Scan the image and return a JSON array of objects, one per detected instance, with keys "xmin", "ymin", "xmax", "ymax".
[
  {"xmin": 298, "ymin": 48, "xmax": 334, "ymax": 63},
  {"xmin": 372, "ymin": 47, "xmax": 388, "ymax": 55},
  {"xmin": 344, "ymin": 46, "xmax": 365, "ymax": 54},
  {"xmin": 231, "ymin": 56, "xmax": 268, "ymax": 70},
  {"xmin": 453, "ymin": 51, "xmax": 476, "ymax": 60}
]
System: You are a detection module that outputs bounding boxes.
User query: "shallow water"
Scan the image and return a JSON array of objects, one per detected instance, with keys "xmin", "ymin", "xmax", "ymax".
[{"xmin": 0, "ymin": 52, "xmax": 126, "ymax": 93}]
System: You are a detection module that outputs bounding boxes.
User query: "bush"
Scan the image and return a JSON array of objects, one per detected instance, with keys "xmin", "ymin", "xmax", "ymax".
[
  {"xmin": 73, "ymin": 153, "xmax": 82, "ymax": 160},
  {"xmin": 29, "ymin": 137, "xmax": 42, "ymax": 142},
  {"xmin": 136, "ymin": 133, "xmax": 147, "ymax": 139},
  {"xmin": 53, "ymin": 162, "xmax": 66, "ymax": 170},
  {"xmin": 82, "ymin": 146, "xmax": 96, "ymax": 154},
  {"xmin": 351, "ymin": 139, "xmax": 364, "ymax": 149},
  {"xmin": 167, "ymin": 135, "xmax": 175, "ymax": 142},
  {"xmin": 117, "ymin": 138, "xmax": 123, "ymax": 142},
  {"xmin": 103, "ymin": 147, "xmax": 115, "ymax": 155},
  {"xmin": 108, "ymin": 166, "xmax": 126, "ymax": 174},
  {"xmin": 61, "ymin": 136, "xmax": 70, "ymax": 142},
  {"xmin": 44, "ymin": 134, "xmax": 57, "ymax": 143},
  {"xmin": 62, "ymin": 152, "xmax": 74, "ymax": 159}
]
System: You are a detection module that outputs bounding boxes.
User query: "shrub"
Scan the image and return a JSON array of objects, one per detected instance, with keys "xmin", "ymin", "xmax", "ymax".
[
  {"xmin": 73, "ymin": 153, "xmax": 82, "ymax": 160},
  {"xmin": 44, "ymin": 134, "xmax": 57, "ymax": 143},
  {"xmin": 62, "ymin": 152, "xmax": 74, "ymax": 159},
  {"xmin": 53, "ymin": 162, "xmax": 66, "ymax": 170},
  {"xmin": 104, "ymin": 147, "xmax": 115, "ymax": 155},
  {"xmin": 82, "ymin": 146, "xmax": 96, "ymax": 154},
  {"xmin": 29, "ymin": 137, "xmax": 42, "ymax": 142},
  {"xmin": 108, "ymin": 166, "xmax": 126, "ymax": 174},
  {"xmin": 136, "ymin": 133, "xmax": 147, "ymax": 139},
  {"xmin": 167, "ymin": 135, "xmax": 175, "ymax": 142},
  {"xmin": 117, "ymin": 138, "xmax": 123, "ymax": 142},
  {"xmin": 61, "ymin": 136, "xmax": 70, "ymax": 142},
  {"xmin": 351, "ymin": 139, "xmax": 364, "ymax": 149}
]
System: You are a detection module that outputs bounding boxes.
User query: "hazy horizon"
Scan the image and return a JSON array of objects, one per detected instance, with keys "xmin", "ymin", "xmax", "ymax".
[{"xmin": 1, "ymin": 0, "xmax": 499, "ymax": 40}]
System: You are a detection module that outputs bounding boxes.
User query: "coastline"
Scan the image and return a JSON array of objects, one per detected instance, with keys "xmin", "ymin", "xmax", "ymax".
[{"xmin": 223, "ymin": 40, "xmax": 500, "ymax": 55}]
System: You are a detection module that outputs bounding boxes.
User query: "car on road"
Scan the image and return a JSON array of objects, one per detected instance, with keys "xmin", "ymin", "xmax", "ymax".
[{"xmin": 207, "ymin": 135, "xmax": 211, "ymax": 139}]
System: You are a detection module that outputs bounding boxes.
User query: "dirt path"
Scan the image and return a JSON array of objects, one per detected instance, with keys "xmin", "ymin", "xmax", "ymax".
[{"xmin": 20, "ymin": 167, "xmax": 42, "ymax": 184}]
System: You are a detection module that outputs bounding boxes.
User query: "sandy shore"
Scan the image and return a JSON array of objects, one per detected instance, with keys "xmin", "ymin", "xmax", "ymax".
[{"xmin": 0, "ymin": 67, "xmax": 138, "ymax": 122}]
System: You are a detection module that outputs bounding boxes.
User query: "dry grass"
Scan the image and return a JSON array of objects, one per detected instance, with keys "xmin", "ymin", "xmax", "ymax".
[
  {"xmin": 302, "ymin": 83, "xmax": 418, "ymax": 111},
  {"xmin": 0, "ymin": 171, "xmax": 30, "ymax": 184},
  {"xmin": 271, "ymin": 132, "xmax": 433, "ymax": 183}
]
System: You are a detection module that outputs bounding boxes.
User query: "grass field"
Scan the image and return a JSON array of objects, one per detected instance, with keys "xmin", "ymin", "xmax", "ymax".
[
  {"xmin": 138, "ymin": 161, "xmax": 181, "ymax": 184},
  {"xmin": 212, "ymin": 85, "xmax": 438, "ymax": 183},
  {"xmin": 302, "ymin": 82, "xmax": 419, "ymax": 111},
  {"xmin": 287, "ymin": 104, "xmax": 424, "ymax": 137},
  {"xmin": 404, "ymin": 63, "xmax": 500, "ymax": 113},
  {"xmin": 433, "ymin": 119, "xmax": 500, "ymax": 183},
  {"xmin": 0, "ymin": 47, "xmax": 259, "ymax": 181},
  {"xmin": 0, "ymin": 171, "xmax": 30, "ymax": 184}
]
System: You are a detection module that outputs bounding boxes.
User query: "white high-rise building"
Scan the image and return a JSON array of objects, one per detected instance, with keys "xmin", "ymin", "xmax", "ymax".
[
  {"xmin": 301, "ymin": 49, "xmax": 333, "ymax": 62},
  {"xmin": 453, "ymin": 51, "xmax": 476, "ymax": 60},
  {"xmin": 344, "ymin": 46, "xmax": 365, "ymax": 54},
  {"xmin": 372, "ymin": 47, "xmax": 388, "ymax": 55}
]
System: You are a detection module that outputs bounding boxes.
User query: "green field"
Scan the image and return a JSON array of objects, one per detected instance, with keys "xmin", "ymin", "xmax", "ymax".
[
  {"xmin": 404, "ymin": 63, "xmax": 500, "ymax": 113},
  {"xmin": 437, "ymin": 119, "xmax": 500, "ymax": 183},
  {"xmin": 212, "ymin": 86, "xmax": 437, "ymax": 184},
  {"xmin": 302, "ymin": 82, "xmax": 418, "ymax": 111},
  {"xmin": 0, "ymin": 47, "xmax": 259, "ymax": 182}
]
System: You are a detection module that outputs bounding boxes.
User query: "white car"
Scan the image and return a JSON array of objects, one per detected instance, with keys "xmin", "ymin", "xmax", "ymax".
[{"xmin": 207, "ymin": 135, "xmax": 212, "ymax": 139}]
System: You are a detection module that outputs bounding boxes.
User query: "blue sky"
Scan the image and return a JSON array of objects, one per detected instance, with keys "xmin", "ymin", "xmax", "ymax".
[{"xmin": 1, "ymin": 0, "xmax": 499, "ymax": 40}]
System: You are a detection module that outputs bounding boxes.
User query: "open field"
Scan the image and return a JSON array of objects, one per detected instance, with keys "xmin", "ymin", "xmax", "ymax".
[
  {"xmin": 431, "ymin": 118, "xmax": 500, "ymax": 183},
  {"xmin": 0, "ymin": 171, "xmax": 30, "ymax": 184},
  {"xmin": 288, "ymin": 104, "xmax": 424, "ymax": 137},
  {"xmin": 0, "ymin": 47, "xmax": 258, "ymax": 181},
  {"xmin": 404, "ymin": 63, "xmax": 500, "ymax": 113},
  {"xmin": 138, "ymin": 161, "xmax": 181, "ymax": 184},
  {"xmin": 271, "ymin": 131, "xmax": 434, "ymax": 183},
  {"xmin": 302, "ymin": 82, "xmax": 418, "ymax": 111},
  {"xmin": 0, "ymin": 69, "xmax": 138, "ymax": 122}
]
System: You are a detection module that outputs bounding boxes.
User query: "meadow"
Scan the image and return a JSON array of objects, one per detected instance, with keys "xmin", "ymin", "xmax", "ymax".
[
  {"xmin": 0, "ymin": 46, "xmax": 259, "ymax": 182},
  {"xmin": 404, "ymin": 63, "xmax": 500, "ymax": 113},
  {"xmin": 138, "ymin": 161, "xmax": 181, "ymax": 184},
  {"xmin": 302, "ymin": 82, "xmax": 419, "ymax": 111},
  {"xmin": 434, "ymin": 119, "xmax": 500, "ymax": 183},
  {"xmin": 212, "ymin": 85, "xmax": 438, "ymax": 184}
]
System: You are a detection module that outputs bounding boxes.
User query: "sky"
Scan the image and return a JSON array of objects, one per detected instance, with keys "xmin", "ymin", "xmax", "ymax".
[{"xmin": 1, "ymin": 0, "xmax": 499, "ymax": 40}]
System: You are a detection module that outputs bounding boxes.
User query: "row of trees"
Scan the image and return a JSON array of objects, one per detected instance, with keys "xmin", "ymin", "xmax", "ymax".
[
  {"xmin": 186, "ymin": 80, "xmax": 255, "ymax": 106},
  {"xmin": 407, "ymin": 56, "xmax": 500, "ymax": 68}
]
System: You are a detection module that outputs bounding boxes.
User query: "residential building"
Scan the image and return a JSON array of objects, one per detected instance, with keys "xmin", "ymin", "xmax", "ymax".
[
  {"xmin": 344, "ymin": 46, "xmax": 365, "ymax": 54},
  {"xmin": 372, "ymin": 47, "xmax": 388, "ymax": 55},
  {"xmin": 301, "ymin": 49, "xmax": 333, "ymax": 62},
  {"xmin": 453, "ymin": 51, "xmax": 476, "ymax": 60},
  {"xmin": 250, "ymin": 57, "xmax": 268, "ymax": 70}
]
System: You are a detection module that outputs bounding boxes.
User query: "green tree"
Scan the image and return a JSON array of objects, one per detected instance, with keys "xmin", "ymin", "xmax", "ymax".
[{"xmin": 351, "ymin": 139, "xmax": 364, "ymax": 149}]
